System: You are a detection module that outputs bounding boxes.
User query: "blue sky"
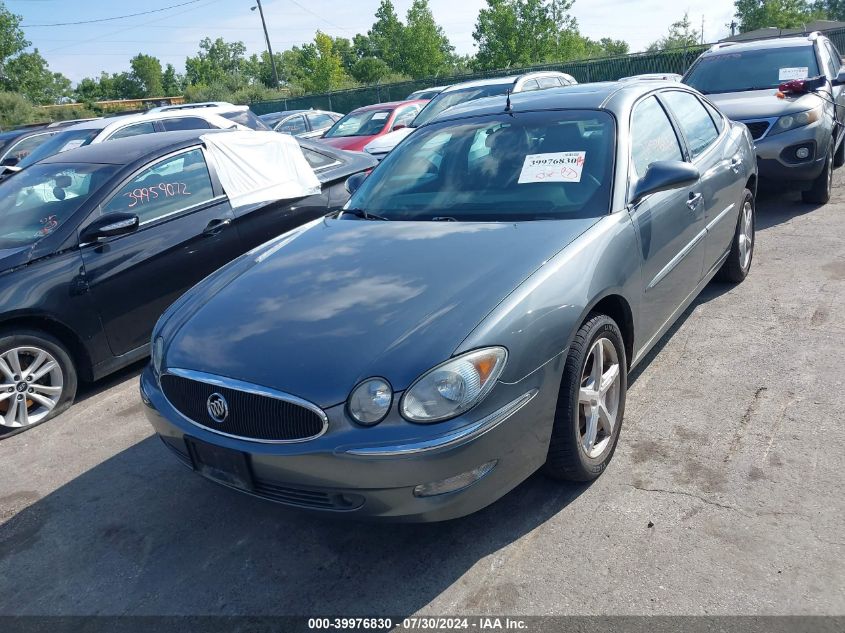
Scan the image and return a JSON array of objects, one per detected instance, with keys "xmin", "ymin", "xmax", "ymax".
[{"xmin": 9, "ymin": 0, "xmax": 737, "ymax": 84}]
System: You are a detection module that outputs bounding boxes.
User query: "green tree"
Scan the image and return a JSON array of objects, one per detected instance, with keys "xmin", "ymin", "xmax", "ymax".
[
  {"xmin": 368, "ymin": 0, "xmax": 406, "ymax": 72},
  {"xmin": 129, "ymin": 53, "xmax": 163, "ymax": 97},
  {"xmin": 350, "ymin": 56, "xmax": 391, "ymax": 83},
  {"xmin": 0, "ymin": 1, "xmax": 28, "ymax": 82},
  {"xmin": 185, "ymin": 37, "xmax": 247, "ymax": 86},
  {"xmin": 472, "ymin": 0, "xmax": 587, "ymax": 70},
  {"xmin": 401, "ymin": 0, "xmax": 454, "ymax": 78},
  {"xmin": 814, "ymin": 0, "xmax": 845, "ymax": 20},
  {"xmin": 161, "ymin": 63, "xmax": 183, "ymax": 96},
  {"xmin": 0, "ymin": 90, "xmax": 36, "ymax": 127},
  {"xmin": 733, "ymin": 0, "xmax": 817, "ymax": 32},
  {"xmin": 646, "ymin": 12, "xmax": 702, "ymax": 50},
  {"xmin": 4, "ymin": 49, "xmax": 71, "ymax": 104},
  {"xmin": 309, "ymin": 31, "xmax": 349, "ymax": 92}
]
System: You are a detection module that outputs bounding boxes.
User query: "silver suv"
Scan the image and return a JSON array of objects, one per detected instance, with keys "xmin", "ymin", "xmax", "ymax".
[{"xmin": 684, "ymin": 33, "xmax": 845, "ymax": 204}]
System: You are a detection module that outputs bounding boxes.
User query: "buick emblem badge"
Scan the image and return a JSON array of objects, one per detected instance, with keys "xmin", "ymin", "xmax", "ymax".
[{"xmin": 206, "ymin": 393, "xmax": 229, "ymax": 423}]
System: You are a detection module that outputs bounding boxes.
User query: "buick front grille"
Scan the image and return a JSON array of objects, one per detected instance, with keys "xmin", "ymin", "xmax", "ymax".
[{"xmin": 161, "ymin": 373, "xmax": 327, "ymax": 442}]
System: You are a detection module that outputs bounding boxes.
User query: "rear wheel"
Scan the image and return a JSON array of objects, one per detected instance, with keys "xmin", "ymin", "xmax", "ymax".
[
  {"xmin": 543, "ymin": 314, "xmax": 627, "ymax": 482},
  {"xmin": 0, "ymin": 331, "xmax": 77, "ymax": 438},
  {"xmin": 802, "ymin": 146, "xmax": 833, "ymax": 204},
  {"xmin": 834, "ymin": 134, "xmax": 845, "ymax": 168},
  {"xmin": 716, "ymin": 189, "xmax": 755, "ymax": 283}
]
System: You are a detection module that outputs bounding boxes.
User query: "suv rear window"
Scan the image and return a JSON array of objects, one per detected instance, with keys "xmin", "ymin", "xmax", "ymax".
[{"xmin": 685, "ymin": 45, "xmax": 821, "ymax": 94}]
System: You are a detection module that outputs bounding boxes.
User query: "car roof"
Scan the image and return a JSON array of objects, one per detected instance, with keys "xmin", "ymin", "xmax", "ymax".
[
  {"xmin": 38, "ymin": 129, "xmax": 222, "ymax": 166},
  {"xmin": 261, "ymin": 110, "xmax": 307, "ymax": 118},
  {"xmin": 349, "ymin": 101, "xmax": 411, "ymax": 112},
  {"xmin": 704, "ymin": 36, "xmax": 817, "ymax": 55},
  {"xmin": 431, "ymin": 80, "xmax": 686, "ymax": 121},
  {"xmin": 0, "ymin": 127, "xmax": 51, "ymax": 141},
  {"xmin": 440, "ymin": 71, "xmax": 571, "ymax": 93}
]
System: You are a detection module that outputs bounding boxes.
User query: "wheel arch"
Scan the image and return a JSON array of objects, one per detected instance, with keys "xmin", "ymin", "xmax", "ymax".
[
  {"xmin": 579, "ymin": 293, "xmax": 635, "ymax": 369},
  {"xmin": 0, "ymin": 315, "xmax": 94, "ymax": 382}
]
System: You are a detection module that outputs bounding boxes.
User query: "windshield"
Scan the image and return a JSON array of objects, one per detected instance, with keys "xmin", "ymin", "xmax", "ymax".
[
  {"xmin": 684, "ymin": 46, "xmax": 821, "ymax": 94},
  {"xmin": 348, "ymin": 110, "xmax": 615, "ymax": 222},
  {"xmin": 324, "ymin": 109, "xmax": 392, "ymax": 138},
  {"xmin": 412, "ymin": 83, "xmax": 513, "ymax": 128},
  {"xmin": 0, "ymin": 162, "xmax": 118, "ymax": 248},
  {"xmin": 17, "ymin": 128, "xmax": 100, "ymax": 169},
  {"xmin": 220, "ymin": 110, "xmax": 270, "ymax": 130}
]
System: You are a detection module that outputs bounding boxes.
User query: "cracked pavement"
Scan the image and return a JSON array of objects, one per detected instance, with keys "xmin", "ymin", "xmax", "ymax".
[{"xmin": 1, "ymin": 181, "xmax": 843, "ymax": 616}]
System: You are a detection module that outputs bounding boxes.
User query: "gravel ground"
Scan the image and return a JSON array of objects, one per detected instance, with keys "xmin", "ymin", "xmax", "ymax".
[{"xmin": 1, "ymin": 181, "xmax": 843, "ymax": 617}]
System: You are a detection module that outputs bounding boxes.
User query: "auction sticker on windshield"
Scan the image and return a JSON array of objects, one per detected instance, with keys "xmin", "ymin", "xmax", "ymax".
[
  {"xmin": 518, "ymin": 151, "xmax": 585, "ymax": 183},
  {"xmin": 778, "ymin": 67, "xmax": 809, "ymax": 80}
]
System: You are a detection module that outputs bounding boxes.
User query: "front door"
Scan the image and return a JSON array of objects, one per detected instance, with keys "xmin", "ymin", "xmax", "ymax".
[
  {"xmin": 628, "ymin": 95, "xmax": 707, "ymax": 348},
  {"xmin": 80, "ymin": 147, "xmax": 242, "ymax": 356}
]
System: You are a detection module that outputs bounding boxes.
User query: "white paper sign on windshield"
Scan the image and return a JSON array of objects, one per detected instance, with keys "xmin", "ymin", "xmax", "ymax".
[
  {"xmin": 371, "ymin": 111, "xmax": 389, "ymax": 120},
  {"xmin": 778, "ymin": 67, "xmax": 809, "ymax": 81},
  {"xmin": 518, "ymin": 151, "xmax": 585, "ymax": 184}
]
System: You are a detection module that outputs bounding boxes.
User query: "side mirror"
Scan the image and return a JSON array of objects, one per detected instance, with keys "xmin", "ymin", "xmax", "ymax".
[
  {"xmin": 833, "ymin": 68, "xmax": 845, "ymax": 87},
  {"xmin": 80, "ymin": 212, "xmax": 139, "ymax": 243},
  {"xmin": 1, "ymin": 156, "xmax": 19, "ymax": 167},
  {"xmin": 345, "ymin": 171, "xmax": 368, "ymax": 195},
  {"xmin": 631, "ymin": 161, "xmax": 700, "ymax": 205}
]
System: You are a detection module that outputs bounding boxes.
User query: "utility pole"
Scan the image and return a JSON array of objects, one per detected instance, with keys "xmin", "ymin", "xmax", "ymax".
[
  {"xmin": 253, "ymin": 0, "xmax": 280, "ymax": 89},
  {"xmin": 701, "ymin": 15, "xmax": 705, "ymax": 44}
]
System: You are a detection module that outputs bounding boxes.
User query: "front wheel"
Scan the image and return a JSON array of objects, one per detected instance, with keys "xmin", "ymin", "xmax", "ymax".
[
  {"xmin": 0, "ymin": 331, "xmax": 77, "ymax": 438},
  {"xmin": 543, "ymin": 314, "xmax": 627, "ymax": 482},
  {"xmin": 716, "ymin": 188, "xmax": 755, "ymax": 283},
  {"xmin": 802, "ymin": 147, "xmax": 833, "ymax": 204}
]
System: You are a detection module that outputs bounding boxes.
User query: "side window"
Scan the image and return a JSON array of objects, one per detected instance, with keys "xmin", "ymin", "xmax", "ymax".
[
  {"xmin": 702, "ymin": 100, "xmax": 724, "ymax": 131},
  {"xmin": 302, "ymin": 148, "xmax": 338, "ymax": 170},
  {"xmin": 108, "ymin": 122, "xmax": 157, "ymax": 140},
  {"xmin": 661, "ymin": 91, "xmax": 718, "ymax": 159},
  {"xmin": 161, "ymin": 117, "xmax": 212, "ymax": 131},
  {"xmin": 538, "ymin": 77, "xmax": 561, "ymax": 89},
  {"xmin": 818, "ymin": 43, "xmax": 837, "ymax": 78},
  {"xmin": 1, "ymin": 132, "xmax": 55, "ymax": 163},
  {"xmin": 306, "ymin": 113, "xmax": 335, "ymax": 129},
  {"xmin": 521, "ymin": 79, "xmax": 541, "ymax": 92},
  {"xmin": 630, "ymin": 96, "xmax": 683, "ymax": 179},
  {"xmin": 278, "ymin": 115, "xmax": 307, "ymax": 136},
  {"xmin": 392, "ymin": 105, "xmax": 420, "ymax": 129},
  {"xmin": 102, "ymin": 148, "xmax": 215, "ymax": 224}
]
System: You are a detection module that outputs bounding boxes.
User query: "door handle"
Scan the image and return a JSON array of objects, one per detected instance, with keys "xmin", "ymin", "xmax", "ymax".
[
  {"xmin": 203, "ymin": 218, "xmax": 232, "ymax": 236},
  {"xmin": 730, "ymin": 155, "xmax": 742, "ymax": 174},
  {"xmin": 686, "ymin": 192, "xmax": 704, "ymax": 210}
]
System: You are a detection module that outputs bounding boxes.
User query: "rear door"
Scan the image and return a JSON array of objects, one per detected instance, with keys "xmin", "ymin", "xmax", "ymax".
[
  {"xmin": 80, "ymin": 147, "xmax": 242, "ymax": 356},
  {"xmin": 628, "ymin": 95, "xmax": 707, "ymax": 345},
  {"xmin": 277, "ymin": 115, "xmax": 308, "ymax": 137},
  {"xmin": 662, "ymin": 90, "xmax": 743, "ymax": 275},
  {"xmin": 305, "ymin": 112, "xmax": 336, "ymax": 137},
  {"xmin": 822, "ymin": 40, "xmax": 845, "ymax": 136}
]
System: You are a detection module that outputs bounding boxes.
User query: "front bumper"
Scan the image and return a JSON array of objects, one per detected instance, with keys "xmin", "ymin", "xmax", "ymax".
[
  {"xmin": 140, "ymin": 355, "xmax": 563, "ymax": 522},
  {"xmin": 750, "ymin": 118, "xmax": 832, "ymax": 187}
]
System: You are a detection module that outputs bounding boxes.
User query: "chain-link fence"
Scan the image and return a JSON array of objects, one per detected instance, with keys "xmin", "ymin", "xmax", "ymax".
[{"xmin": 250, "ymin": 26, "xmax": 845, "ymax": 115}]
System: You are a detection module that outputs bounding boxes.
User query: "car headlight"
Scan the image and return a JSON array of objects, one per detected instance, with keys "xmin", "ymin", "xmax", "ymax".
[
  {"xmin": 348, "ymin": 377, "xmax": 393, "ymax": 426},
  {"xmin": 769, "ymin": 105, "xmax": 823, "ymax": 136},
  {"xmin": 152, "ymin": 336, "xmax": 164, "ymax": 376},
  {"xmin": 401, "ymin": 347, "xmax": 507, "ymax": 423}
]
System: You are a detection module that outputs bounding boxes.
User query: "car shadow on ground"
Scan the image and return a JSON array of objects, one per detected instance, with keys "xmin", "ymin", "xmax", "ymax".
[{"xmin": 754, "ymin": 189, "xmax": 821, "ymax": 231}]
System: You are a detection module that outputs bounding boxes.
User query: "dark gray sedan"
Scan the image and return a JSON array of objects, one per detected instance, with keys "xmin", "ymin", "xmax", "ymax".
[{"xmin": 141, "ymin": 81, "xmax": 757, "ymax": 521}]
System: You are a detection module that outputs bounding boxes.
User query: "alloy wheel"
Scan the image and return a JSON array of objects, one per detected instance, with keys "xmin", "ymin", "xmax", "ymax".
[
  {"xmin": 738, "ymin": 200, "xmax": 754, "ymax": 271},
  {"xmin": 0, "ymin": 346, "xmax": 64, "ymax": 429},
  {"xmin": 578, "ymin": 337, "xmax": 621, "ymax": 458}
]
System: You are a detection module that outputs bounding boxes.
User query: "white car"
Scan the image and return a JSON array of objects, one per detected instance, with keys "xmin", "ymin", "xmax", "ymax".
[
  {"xmin": 363, "ymin": 71, "xmax": 577, "ymax": 159},
  {"xmin": 13, "ymin": 103, "xmax": 269, "ymax": 171}
]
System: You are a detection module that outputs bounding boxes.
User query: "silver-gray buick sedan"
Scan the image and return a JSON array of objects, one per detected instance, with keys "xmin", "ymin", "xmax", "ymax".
[{"xmin": 141, "ymin": 80, "xmax": 758, "ymax": 521}]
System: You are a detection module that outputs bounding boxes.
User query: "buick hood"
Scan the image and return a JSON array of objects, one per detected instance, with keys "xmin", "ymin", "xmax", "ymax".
[
  {"xmin": 164, "ymin": 218, "xmax": 598, "ymax": 408},
  {"xmin": 363, "ymin": 127, "xmax": 415, "ymax": 155},
  {"xmin": 707, "ymin": 89, "xmax": 821, "ymax": 121}
]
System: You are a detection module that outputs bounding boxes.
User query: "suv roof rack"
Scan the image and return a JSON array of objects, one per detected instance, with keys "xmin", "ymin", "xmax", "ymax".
[
  {"xmin": 709, "ymin": 42, "xmax": 737, "ymax": 52},
  {"xmin": 146, "ymin": 101, "xmax": 236, "ymax": 114}
]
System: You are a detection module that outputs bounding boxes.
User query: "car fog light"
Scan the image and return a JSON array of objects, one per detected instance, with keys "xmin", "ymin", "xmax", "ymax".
[
  {"xmin": 348, "ymin": 377, "xmax": 393, "ymax": 426},
  {"xmin": 412, "ymin": 460, "xmax": 497, "ymax": 497},
  {"xmin": 796, "ymin": 147, "xmax": 810, "ymax": 159}
]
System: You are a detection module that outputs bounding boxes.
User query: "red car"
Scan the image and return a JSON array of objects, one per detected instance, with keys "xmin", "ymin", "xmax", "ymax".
[{"xmin": 319, "ymin": 100, "xmax": 427, "ymax": 152}]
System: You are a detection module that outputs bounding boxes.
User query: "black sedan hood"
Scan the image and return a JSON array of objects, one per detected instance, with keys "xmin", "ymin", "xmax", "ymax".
[
  {"xmin": 165, "ymin": 217, "xmax": 597, "ymax": 408},
  {"xmin": 0, "ymin": 245, "xmax": 32, "ymax": 273}
]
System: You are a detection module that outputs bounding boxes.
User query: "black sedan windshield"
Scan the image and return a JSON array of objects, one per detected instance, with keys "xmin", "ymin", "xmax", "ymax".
[
  {"xmin": 684, "ymin": 46, "xmax": 821, "ymax": 94},
  {"xmin": 0, "ymin": 162, "xmax": 118, "ymax": 248},
  {"xmin": 17, "ymin": 128, "xmax": 100, "ymax": 169},
  {"xmin": 348, "ymin": 110, "xmax": 615, "ymax": 221}
]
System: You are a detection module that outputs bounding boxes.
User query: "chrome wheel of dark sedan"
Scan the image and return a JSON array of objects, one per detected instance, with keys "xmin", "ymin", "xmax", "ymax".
[{"xmin": 579, "ymin": 337, "xmax": 621, "ymax": 459}]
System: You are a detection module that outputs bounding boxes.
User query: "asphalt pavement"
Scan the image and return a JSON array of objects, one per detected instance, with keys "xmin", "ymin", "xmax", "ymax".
[{"xmin": 1, "ymin": 180, "xmax": 843, "ymax": 617}]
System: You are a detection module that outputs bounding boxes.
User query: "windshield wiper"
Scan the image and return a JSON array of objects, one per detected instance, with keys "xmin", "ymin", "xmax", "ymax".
[{"xmin": 339, "ymin": 208, "xmax": 390, "ymax": 221}]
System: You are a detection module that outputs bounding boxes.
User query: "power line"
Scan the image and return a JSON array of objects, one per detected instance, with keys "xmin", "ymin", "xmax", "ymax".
[
  {"xmin": 21, "ymin": 0, "xmax": 205, "ymax": 27},
  {"xmin": 285, "ymin": 0, "xmax": 354, "ymax": 34}
]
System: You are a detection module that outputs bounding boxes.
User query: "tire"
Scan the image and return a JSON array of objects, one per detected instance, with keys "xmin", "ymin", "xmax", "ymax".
[
  {"xmin": 716, "ymin": 188, "xmax": 755, "ymax": 283},
  {"xmin": 0, "ymin": 330, "xmax": 77, "ymax": 439},
  {"xmin": 834, "ymin": 135, "xmax": 845, "ymax": 168},
  {"xmin": 802, "ymin": 145, "xmax": 833, "ymax": 204},
  {"xmin": 543, "ymin": 313, "xmax": 627, "ymax": 482}
]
